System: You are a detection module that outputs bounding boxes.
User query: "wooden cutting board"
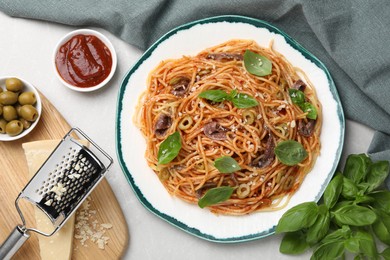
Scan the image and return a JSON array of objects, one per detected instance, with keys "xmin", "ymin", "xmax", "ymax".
[{"xmin": 0, "ymin": 93, "xmax": 128, "ymax": 259}]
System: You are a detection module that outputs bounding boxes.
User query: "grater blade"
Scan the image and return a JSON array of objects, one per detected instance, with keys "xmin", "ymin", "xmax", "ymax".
[{"xmin": 16, "ymin": 127, "xmax": 113, "ymax": 235}]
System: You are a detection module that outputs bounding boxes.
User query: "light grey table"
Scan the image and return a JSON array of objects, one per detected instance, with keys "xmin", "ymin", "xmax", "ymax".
[{"xmin": 0, "ymin": 11, "xmax": 375, "ymax": 260}]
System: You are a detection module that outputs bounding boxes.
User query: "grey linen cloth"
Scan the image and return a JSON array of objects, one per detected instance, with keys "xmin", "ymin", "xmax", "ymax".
[{"xmin": 1, "ymin": 0, "xmax": 390, "ymax": 185}]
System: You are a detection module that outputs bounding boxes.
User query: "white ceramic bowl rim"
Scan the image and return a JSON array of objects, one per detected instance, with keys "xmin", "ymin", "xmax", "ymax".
[
  {"xmin": 0, "ymin": 76, "xmax": 42, "ymax": 141},
  {"xmin": 53, "ymin": 28, "xmax": 117, "ymax": 92}
]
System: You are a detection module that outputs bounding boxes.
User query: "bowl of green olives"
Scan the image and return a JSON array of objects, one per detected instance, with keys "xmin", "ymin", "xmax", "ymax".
[{"xmin": 0, "ymin": 76, "xmax": 42, "ymax": 141}]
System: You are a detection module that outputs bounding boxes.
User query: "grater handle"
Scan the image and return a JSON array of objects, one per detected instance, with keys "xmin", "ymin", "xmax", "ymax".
[{"xmin": 0, "ymin": 225, "xmax": 30, "ymax": 260}]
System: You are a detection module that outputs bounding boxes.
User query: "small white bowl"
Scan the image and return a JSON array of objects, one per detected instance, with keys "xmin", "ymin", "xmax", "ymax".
[
  {"xmin": 0, "ymin": 76, "xmax": 42, "ymax": 141},
  {"xmin": 53, "ymin": 29, "xmax": 117, "ymax": 92}
]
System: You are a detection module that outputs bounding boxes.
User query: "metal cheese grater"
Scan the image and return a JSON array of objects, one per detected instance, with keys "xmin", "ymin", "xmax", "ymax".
[{"xmin": 0, "ymin": 128, "xmax": 113, "ymax": 260}]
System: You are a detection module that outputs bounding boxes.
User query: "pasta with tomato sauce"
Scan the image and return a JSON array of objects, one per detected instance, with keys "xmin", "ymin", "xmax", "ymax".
[{"xmin": 135, "ymin": 39, "xmax": 322, "ymax": 215}]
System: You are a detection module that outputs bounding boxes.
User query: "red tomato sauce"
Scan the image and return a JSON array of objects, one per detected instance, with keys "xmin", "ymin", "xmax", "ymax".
[{"xmin": 55, "ymin": 34, "xmax": 112, "ymax": 88}]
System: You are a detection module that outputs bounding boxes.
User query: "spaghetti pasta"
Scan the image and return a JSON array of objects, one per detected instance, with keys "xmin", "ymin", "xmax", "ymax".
[{"xmin": 135, "ymin": 39, "xmax": 322, "ymax": 215}]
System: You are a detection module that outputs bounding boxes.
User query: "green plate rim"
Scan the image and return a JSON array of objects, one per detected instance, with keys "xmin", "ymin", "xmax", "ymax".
[{"xmin": 115, "ymin": 15, "xmax": 345, "ymax": 243}]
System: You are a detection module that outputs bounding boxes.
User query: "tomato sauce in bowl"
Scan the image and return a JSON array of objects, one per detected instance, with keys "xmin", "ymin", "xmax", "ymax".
[{"xmin": 54, "ymin": 29, "xmax": 117, "ymax": 92}]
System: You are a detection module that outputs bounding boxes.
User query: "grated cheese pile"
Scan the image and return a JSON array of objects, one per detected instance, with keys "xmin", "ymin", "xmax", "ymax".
[{"xmin": 74, "ymin": 197, "xmax": 113, "ymax": 250}]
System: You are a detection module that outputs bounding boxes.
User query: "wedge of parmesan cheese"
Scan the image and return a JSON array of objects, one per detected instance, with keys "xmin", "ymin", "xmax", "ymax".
[{"xmin": 22, "ymin": 140, "xmax": 77, "ymax": 260}]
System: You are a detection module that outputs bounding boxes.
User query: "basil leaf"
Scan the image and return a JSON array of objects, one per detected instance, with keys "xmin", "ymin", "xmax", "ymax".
[
  {"xmin": 370, "ymin": 191, "xmax": 390, "ymax": 214},
  {"xmin": 333, "ymin": 204, "xmax": 377, "ymax": 226},
  {"xmin": 275, "ymin": 202, "xmax": 319, "ymax": 233},
  {"xmin": 311, "ymin": 240, "xmax": 345, "ymax": 260},
  {"xmin": 231, "ymin": 93, "xmax": 259, "ymax": 108},
  {"xmin": 344, "ymin": 154, "xmax": 371, "ymax": 184},
  {"xmin": 228, "ymin": 89, "xmax": 238, "ymax": 99},
  {"xmin": 300, "ymin": 102, "xmax": 318, "ymax": 120},
  {"xmin": 354, "ymin": 195, "xmax": 374, "ymax": 205},
  {"xmin": 198, "ymin": 186, "xmax": 234, "ymax": 208},
  {"xmin": 157, "ymin": 131, "xmax": 182, "ymax": 165},
  {"xmin": 354, "ymin": 230, "xmax": 378, "ymax": 258},
  {"xmin": 372, "ymin": 209, "xmax": 390, "ymax": 245},
  {"xmin": 274, "ymin": 140, "xmax": 308, "ymax": 166},
  {"xmin": 366, "ymin": 160, "xmax": 389, "ymax": 192},
  {"xmin": 306, "ymin": 204, "xmax": 330, "ymax": 245},
  {"xmin": 381, "ymin": 248, "xmax": 390, "ymax": 259},
  {"xmin": 341, "ymin": 177, "xmax": 359, "ymax": 200},
  {"xmin": 279, "ymin": 230, "xmax": 309, "ymax": 255},
  {"xmin": 198, "ymin": 89, "xmax": 229, "ymax": 102},
  {"xmin": 321, "ymin": 225, "xmax": 351, "ymax": 244},
  {"xmin": 323, "ymin": 173, "xmax": 343, "ymax": 209},
  {"xmin": 243, "ymin": 50, "xmax": 272, "ymax": 76},
  {"xmin": 214, "ymin": 156, "xmax": 241, "ymax": 174},
  {"xmin": 344, "ymin": 236, "xmax": 360, "ymax": 254},
  {"xmin": 288, "ymin": 89, "xmax": 305, "ymax": 105}
]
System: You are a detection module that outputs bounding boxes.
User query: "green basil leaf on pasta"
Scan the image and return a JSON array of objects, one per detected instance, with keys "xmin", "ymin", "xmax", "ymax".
[
  {"xmin": 198, "ymin": 89, "xmax": 229, "ymax": 102},
  {"xmin": 214, "ymin": 156, "xmax": 241, "ymax": 173},
  {"xmin": 231, "ymin": 93, "xmax": 259, "ymax": 108},
  {"xmin": 274, "ymin": 140, "xmax": 308, "ymax": 166},
  {"xmin": 157, "ymin": 131, "xmax": 182, "ymax": 165},
  {"xmin": 300, "ymin": 102, "xmax": 318, "ymax": 120},
  {"xmin": 288, "ymin": 89, "xmax": 305, "ymax": 105},
  {"xmin": 228, "ymin": 89, "xmax": 238, "ymax": 99},
  {"xmin": 275, "ymin": 202, "xmax": 319, "ymax": 233},
  {"xmin": 198, "ymin": 186, "xmax": 234, "ymax": 208},
  {"xmin": 243, "ymin": 50, "xmax": 272, "ymax": 76}
]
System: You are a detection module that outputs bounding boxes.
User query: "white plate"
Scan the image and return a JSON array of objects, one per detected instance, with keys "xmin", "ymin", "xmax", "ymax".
[{"xmin": 116, "ymin": 15, "xmax": 345, "ymax": 242}]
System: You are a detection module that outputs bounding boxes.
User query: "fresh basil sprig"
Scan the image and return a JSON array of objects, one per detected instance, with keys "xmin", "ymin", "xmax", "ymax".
[
  {"xmin": 288, "ymin": 88, "xmax": 318, "ymax": 120},
  {"xmin": 214, "ymin": 156, "xmax": 241, "ymax": 173},
  {"xmin": 276, "ymin": 153, "xmax": 390, "ymax": 259},
  {"xmin": 198, "ymin": 186, "xmax": 234, "ymax": 208},
  {"xmin": 243, "ymin": 50, "xmax": 272, "ymax": 76},
  {"xmin": 157, "ymin": 131, "xmax": 182, "ymax": 164},
  {"xmin": 274, "ymin": 140, "xmax": 308, "ymax": 166},
  {"xmin": 198, "ymin": 89, "xmax": 258, "ymax": 109}
]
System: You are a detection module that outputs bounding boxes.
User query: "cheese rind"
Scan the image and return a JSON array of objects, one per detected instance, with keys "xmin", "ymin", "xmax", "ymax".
[{"xmin": 23, "ymin": 140, "xmax": 75, "ymax": 260}]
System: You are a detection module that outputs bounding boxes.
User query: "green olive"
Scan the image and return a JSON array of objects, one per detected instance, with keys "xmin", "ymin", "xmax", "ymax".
[
  {"xmin": 3, "ymin": 106, "xmax": 18, "ymax": 121},
  {"xmin": 18, "ymin": 91, "xmax": 37, "ymax": 105},
  {"xmin": 20, "ymin": 105, "xmax": 39, "ymax": 122},
  {"xmin": 19, "ymin": 118, "xmax": 31, "ymax": 129},
  {"xmin": 0, "ymin": 119, "xmax": 7, "ymax": 134},
  {"xmin": 5, "ymin": 120, "xmax": 23, "ymax": 136},
  {"xmin": 0, "ymin": 91, "xmax": 18, "ymax": 105},
  {"xmin": 5, "ymin": 78, "xmax": 23, "ymax": 92},
  {"xmin": 0, "ymin": 105, "xmax": 3, "ymax": 116},
  {"xmin": 15, "ymin": 104, "xmax": 22, "ymax": 117},
  {"xmin": 242, "ymin": 110, "xmax": 255, "ymax": 125}
]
